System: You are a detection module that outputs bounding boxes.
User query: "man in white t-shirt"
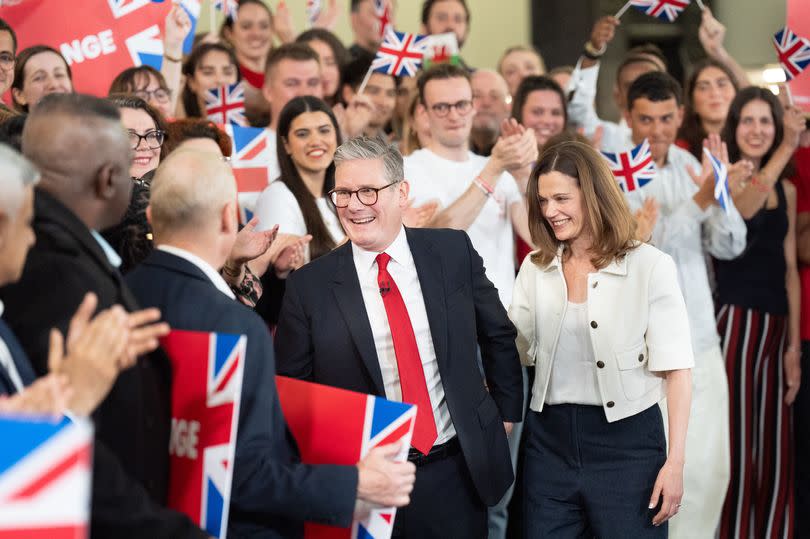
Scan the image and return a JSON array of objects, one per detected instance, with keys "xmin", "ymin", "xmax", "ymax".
[{"xmin": 405, "ymin": 64, "xmax": 536, "ymax": 309}]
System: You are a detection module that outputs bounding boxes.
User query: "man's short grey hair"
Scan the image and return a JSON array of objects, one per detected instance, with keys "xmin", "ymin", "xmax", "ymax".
[
  {"xmin": 0, "ymin": 143, "xmax": 40, "ymax": 216},
  {"xmin": 333, "ymin": 136, "xmax": 404, "ymax": 184}
]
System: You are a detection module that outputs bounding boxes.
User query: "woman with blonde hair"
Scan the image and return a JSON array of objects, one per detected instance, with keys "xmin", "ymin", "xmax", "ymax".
[{"xmin": 511, "ymin": 140, "xmax": 693, "ymax": 537}]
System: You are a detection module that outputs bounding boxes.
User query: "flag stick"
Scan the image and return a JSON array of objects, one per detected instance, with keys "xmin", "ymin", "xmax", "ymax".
[
  {"xmin": 356, "ymin": 65, "xmax": 374, "ymax": 96},
  {"xmin": 695, "ymin": 0, "xmax": 706, "ymax": 10},
  {"xmin": 614, "ymin": 0, "xmax": 633, "ymax": 19}
]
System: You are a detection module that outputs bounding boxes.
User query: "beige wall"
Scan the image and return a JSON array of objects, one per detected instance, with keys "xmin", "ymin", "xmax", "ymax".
[
  {"xmin": 197, "ymin": 0, "xmax": 532, "ymax": 70},
  {"xmin": 715, "ymin": 0, "xmax": 786, "ymax": 68}
]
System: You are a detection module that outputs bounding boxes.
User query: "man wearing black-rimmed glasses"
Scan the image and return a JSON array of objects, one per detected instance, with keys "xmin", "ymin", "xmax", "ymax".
[{"xmin": 275, "ymin": 136, "xmax": 523, "ymax": 538}]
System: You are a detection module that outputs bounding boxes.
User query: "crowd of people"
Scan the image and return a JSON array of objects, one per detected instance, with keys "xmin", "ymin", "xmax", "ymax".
[{"xmin": 0, "ymin": 1, "xmax": 808, "ymax": 538}]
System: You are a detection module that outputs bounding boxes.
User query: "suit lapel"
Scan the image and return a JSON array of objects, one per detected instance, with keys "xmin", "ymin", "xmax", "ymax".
[
  {"xmin": 331, "ymin": 243, "xmax": 385, "ymax": 395},
  {"xmin": 406, "ymin": 229, "xmax": 448, "ymax": 370}
]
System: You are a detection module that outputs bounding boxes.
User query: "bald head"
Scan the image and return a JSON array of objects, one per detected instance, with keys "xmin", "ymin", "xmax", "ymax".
[
  {"xmin": 21, "ymin": 93, "xmax": 132, "ymax": 230},
  {"xmin": 471, "ymin": 69, "xmax": 510, "ymax": 135},
  {"xmin": 0, "ymin": 143, "xmax": 39, "ymax": 216},
  {"xmin": 149, "ymin": 150, "xmax": 237, "ymax": 242}
]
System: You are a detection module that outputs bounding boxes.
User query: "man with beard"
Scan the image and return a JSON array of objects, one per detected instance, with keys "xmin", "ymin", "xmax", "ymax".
[{"xmin": 470, "ymin": 69, "xmax": 511, "ymax": 157}]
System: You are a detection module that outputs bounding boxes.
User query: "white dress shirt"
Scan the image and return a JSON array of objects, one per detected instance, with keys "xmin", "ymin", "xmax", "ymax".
[
  {"xmin": 352, "ymin": 227, "xmax": 455, "ymax": 444},
  {"xmin": 157, "ymin": 245, "xmax": 236, "ymax": 300},
  {"xmin": 622, "ymin": 145, "xmax": 747, "ymax": 355},
  {"xmin": 0, "ymin": 301, "xmax": 25, "ymax": 393}
]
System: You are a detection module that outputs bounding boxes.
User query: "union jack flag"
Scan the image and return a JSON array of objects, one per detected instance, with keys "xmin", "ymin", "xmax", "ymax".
[
  {"xmin": 372, "ymin": 31, "xmax": 429, "ymax": 77},
  {"xmin": 222, "ymin": 124, "xmax": 273, "ymax": 224},
  {"xmin": 704, "ymin": 148, "xmax": 731, "ymax": 214},
  {"xmin": 601, "ymin": 139, "xmax": 656, "ymax": 192},
  {"xmin": 213, "ymin": 0, "xmax": 238, "ymax": 20},
  {"xmin": 773, "ymin": 27, "xmax": 810, "ymax": 81},
  {"xmin": 0, "ymin": 415, "xmax": 93, "ymax": 539},
  {"xmin": 374, "ymin": 0, "xmax": 393, "ymax": 39},
  {"xmin": 630, "ymin": 0, "xmax": 690, "ymax": 22},
  {"xmin": 276, "ymin": 376, "xmax": 416, "ymax": 539},
  {"xmin": 306, "ymin": 0, "xmax": 322, "ymax": 26},
  {"xmin": 206, "ymin": 82, "xmax": 248, "ymax": 127},
  {"xmin": 161, "ymin": 330, "xmax": 246, "ymax": 539}
]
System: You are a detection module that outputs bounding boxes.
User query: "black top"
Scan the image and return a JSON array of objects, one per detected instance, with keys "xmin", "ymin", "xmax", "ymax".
[{"xmin": 715, "ymin": 180, "xmax": 789, "ymax": 314}]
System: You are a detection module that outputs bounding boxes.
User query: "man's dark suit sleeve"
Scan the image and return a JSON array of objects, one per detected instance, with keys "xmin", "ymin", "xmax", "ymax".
[
  {"xmin": 273, "ymin": 275, "xmax": 315, "ymax": 380},
  {"xmin": 464, "ymin": 233, "xmax": 523, "ymax": 423},
  {"xmin": 230, "ymin": 316, "xmax": 358, "ymax": 527}
]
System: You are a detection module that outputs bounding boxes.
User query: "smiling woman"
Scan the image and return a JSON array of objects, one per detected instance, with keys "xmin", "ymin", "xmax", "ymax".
[{"xmin": 11, "ymin": 45, "xmax": 72, "ymax": 112}]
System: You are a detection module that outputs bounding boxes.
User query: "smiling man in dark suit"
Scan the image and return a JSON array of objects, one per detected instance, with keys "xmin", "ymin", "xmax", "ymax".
[{"xmin": 274, "ymin": 136, "xmax": 523, "ymax": 538}]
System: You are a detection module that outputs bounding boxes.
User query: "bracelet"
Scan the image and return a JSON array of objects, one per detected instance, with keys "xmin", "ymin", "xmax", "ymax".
[
  {"xmin": 750, "ymin": 175, "xmax": 772, "ymax": 193},
  {"xmin": 474, "ymin": 175, "xmax": 495, "ymax": 196},
  {"xmin": 583, "ymin": 40, "xmax": 607, "ymax": 60},
  {"xmin": 163, "ymin": 52, "xmax": 182, "ymax": 63}
]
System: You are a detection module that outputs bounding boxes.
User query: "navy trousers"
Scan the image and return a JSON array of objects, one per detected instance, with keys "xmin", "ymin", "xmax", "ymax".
[{"xmin": 523, "ymin": 404, "xmax": 667, "ymax": 538}]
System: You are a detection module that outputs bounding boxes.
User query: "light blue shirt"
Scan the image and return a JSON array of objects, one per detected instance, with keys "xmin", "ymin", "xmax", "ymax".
[{"xmin": 90, "ymin": 230, "xmax": 122, "ymax": 269}]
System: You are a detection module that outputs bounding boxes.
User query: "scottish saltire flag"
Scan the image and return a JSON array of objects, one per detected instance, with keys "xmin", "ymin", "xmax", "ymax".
[
  {"xmin": 161, "ymin": 330, "xmax": 247, "ymax": 539},
  {"xmin": 180, "ymin": 0, "xmax": 200, "ymax": 54},
  {"xmin": 704, "ymin": 148, "xmax": 731, "ymax": 214},
  {"xmin": 213, "ymin": 0, "xmax": 238, "ymax": 21},
  {"xmin": 307, "ymin": 0, "xmax": 322, "ymax": 26},
  {"xmin": 206, "ymin": 82, "xmax": 248, "ymax": 127},
  {"xmin": 372, "ymin": 31, "xmax": 429, "ymax": 77},
  {"xmin": 630, "ymin": 0, "xmax": 690, "ymax": 22},
  {"xmin": 374, "ymin": 0, "xmax": 393, "ymax": 39},
  {"xmin": 0, "ymin": 415, "xmax": 93, "ymax": 539},
  {"xmin": 773, "ymin": 27, "xmax": 810, "ymax": 81},
  {"xmin": 601, "ymin": 140, "xmax": 656, "ymax": 192},
  {"xmin": 276, "ymin": 376, "xmax": 416, "ymax": 539},
  {"xmin": 221, "ymin": 124, "xmax": 272, "ymax": 224}
]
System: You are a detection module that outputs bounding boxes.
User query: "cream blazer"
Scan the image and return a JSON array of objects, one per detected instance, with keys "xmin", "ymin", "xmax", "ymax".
[{"xmin": 510, "ymin": 242, "xmax": 694, "ymax": 422}]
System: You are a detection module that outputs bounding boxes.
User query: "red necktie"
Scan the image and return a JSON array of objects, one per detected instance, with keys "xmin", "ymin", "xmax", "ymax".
[{"xmin": 376, "ymin": 252, "xmax": 438, "ymax": 454}]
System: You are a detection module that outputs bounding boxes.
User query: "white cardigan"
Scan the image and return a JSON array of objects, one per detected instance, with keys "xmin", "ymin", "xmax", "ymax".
[{"xmin": 509, "ymin": 242, "xmax": 694, "ymax": 422}]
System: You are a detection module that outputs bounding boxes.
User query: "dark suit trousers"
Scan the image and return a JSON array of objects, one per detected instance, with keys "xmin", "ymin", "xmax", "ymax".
[
  {"xmin": 523, "ymin": 404, "xmax": 667, "ymax": 539},
  {"xmin": 392, "ymin": 449, "xmax": 487, "ymax": 539}
]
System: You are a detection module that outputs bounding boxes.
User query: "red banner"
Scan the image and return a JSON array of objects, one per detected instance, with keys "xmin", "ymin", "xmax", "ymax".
[
  {"xmin": 161, "ymin": 330, "xmax": 246, "ymax": 539},
  {"xmin": 0, "ymin": 0, "xmax": 174, "ymax": 97},
  {"xmin": 787, "ymin": 0, "xmax": 810, "ymax": 111}
]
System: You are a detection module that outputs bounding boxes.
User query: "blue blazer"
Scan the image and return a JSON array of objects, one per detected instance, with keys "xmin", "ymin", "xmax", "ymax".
[
  {"xmin": 126, "ymin": 250, "xmax": 358, "ymax": 539},
  {"xmin": 274, "ymin": 227, "xmax": 524, "ymax": 506}
]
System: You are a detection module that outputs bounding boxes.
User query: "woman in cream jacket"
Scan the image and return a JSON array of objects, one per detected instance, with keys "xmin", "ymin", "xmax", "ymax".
[{"xmin": 511, "ymin": 140, "xmax": 693, "ymax": 538}]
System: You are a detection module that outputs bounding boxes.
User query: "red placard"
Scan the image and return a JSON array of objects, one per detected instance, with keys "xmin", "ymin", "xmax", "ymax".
[{"xmin": 787, "ymin": 0, "xmax": 810, "ymax": 111}]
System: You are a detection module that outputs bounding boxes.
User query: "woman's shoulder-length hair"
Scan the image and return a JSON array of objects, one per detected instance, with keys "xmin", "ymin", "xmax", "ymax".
[{"xmin": 526, "ymin": 140, "xmax": 638, "ymax": 269}]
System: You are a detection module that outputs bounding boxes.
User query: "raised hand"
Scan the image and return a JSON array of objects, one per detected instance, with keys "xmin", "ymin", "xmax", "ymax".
[
  {"xmin": 336, "ymin": 93, "xmax": 375, "ymax": 139},
  {"xmin": 164, "ymin": 1, "xmax": 193, "ymax": 57},
  {"xmin": 698, "ymin": 8, "xmax": 727, "ymax": 58},
  {"xmin": 230, "ymin": 218, "xmax": 279, "ymax": 266},
  {"xmin": 272, "ymin": 1, "xmax": 296, "ymax": 45},
  {"xmin": 634, "ymin": 197, "xmax": 660, "ymax": 242},
  {"xmin": 589, "ymin": 16, "xmax": 619, "ymax": 52},
  {"xmin": 313, "ymin": 0, "xmax": 341, "ymax": 31},
  {"xmin": 402, "ymin": 199, "xmax": 440, "ymax": 228}
]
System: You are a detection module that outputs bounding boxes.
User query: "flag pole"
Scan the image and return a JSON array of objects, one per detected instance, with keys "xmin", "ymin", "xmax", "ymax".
[
  {"xmin": 356, "ymin": 65, "xmax": 374, "ymax": 96},
  {"xmin": 614, "ymin": 0, "xmax": 633, "ymax": 19},
  {"xmin": 695, "ymin": 0, "xmax": 706, "ymax": 9},
  {"xmin": 784, "ymin": 83, "xmax": 795, "ymax": 106}
]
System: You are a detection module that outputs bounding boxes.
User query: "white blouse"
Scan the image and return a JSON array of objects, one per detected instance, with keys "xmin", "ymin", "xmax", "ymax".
[
  {"xmin": 253, "ymin": 180, "xmax": 345, "ymax": 245},
  {"xmin": 545, "ymin": 301, "xmax": 601, "ymax": 406}
]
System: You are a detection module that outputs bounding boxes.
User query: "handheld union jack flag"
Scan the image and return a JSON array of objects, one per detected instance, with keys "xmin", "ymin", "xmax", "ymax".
[
  {"xmin": 161, "ymin": 330, "xmax": 247, "ymax": 539},
  {"xmin": 0, "ymin": 415, "xmax": 93, "ymax": 539},
  {"xmin": 206, "ymin": 82, "xmax": 248, "ymax": 127},
  {"xmin": 773, "ymin": 27, "xmax": 810, "ymax": 81},
  {"xmin": 306, "ymin": 0, "xmax": 322, "ymax": 26},
  {"xmin": 372, "ymin": 31, "xmax": 429, "ymax": 77},
  {"xmin": 213, "ymin": 0, "xmax": 239, "ymax": 21},
  {"xmin": 374, "ymin": 0, "xmax": 393, "ymax": 39},
  {"xmin": 601, "ymin": 140, "xmax": 656, "ymax": 192},
  {"xmin": 276, "ymin": 376, "xmax": 416, "ymax": 539},
  {"xmin": 221, "ymin": 124, "xmax": 272, "ymax": 224},
  {"xmin": 630, "ymin": 0, "xmax": 690, "ymax": 22},
  {"xmin": 703, "ymin": 148, "xmax": 731, "ymax": 214}
]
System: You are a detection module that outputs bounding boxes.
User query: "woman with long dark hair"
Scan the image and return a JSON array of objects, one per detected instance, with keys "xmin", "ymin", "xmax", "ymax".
[
  {"xmin": 180, "ymin": 42, "xmax": 240, "ymax": 119},
  {"xmin": 296, "ymin": 28, "xmax": 349, "ymax": 107},
  {"xmin": 715, "ymin": 87, "xmax": 804, "ymax": 539},
  {"xmin": 254, "ymin": 95, "xmax": 344, "ymax": 262},
  {"xmin": 676, "ymin": 59, "xmax": 739, "ymax": 160}
]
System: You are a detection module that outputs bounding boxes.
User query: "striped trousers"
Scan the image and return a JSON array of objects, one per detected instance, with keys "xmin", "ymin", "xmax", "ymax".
[{"xmin": 717, "ymin": 304, "xmax": 795, "ymax": 539}]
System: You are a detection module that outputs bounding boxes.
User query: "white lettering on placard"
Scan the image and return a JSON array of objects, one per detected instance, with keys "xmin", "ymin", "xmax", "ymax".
[
  {"xmin": 60, "ymin": 30, "xmax": 117, "ymax": 65},
  {"xmin": 169, "ymin": 418, "xmax": 200, "ymax": 460}
]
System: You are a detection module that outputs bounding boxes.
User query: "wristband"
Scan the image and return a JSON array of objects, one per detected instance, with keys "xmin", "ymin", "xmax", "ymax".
[
  {"xmin": 583, "ymin": 41, "xmax": 607, "ymax": 60},
  {"xmin": 163, "ymin": 52, "xmax": 182, "ymax": 63},
  {"xmin": 475, "ymin": 175, "xmax": 495, "ymax": 196},
  {"xmin": 750, "ymin": 175, "xmax": 772, "ymax": 193}
]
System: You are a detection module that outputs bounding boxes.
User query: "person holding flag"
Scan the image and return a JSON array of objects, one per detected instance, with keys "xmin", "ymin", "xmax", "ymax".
[
  {"xmin": 620, "ymin": 71, "xmax": 749, "ymax": 538},
  {"xmin": 714, "ymin": 86, "xmax": 805, "ymax": 539}
]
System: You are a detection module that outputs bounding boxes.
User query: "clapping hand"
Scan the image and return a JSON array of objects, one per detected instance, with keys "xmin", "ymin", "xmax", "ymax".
[{"xmin": 634, "ymin": 197, "xmax": 660, "ymax": 243}]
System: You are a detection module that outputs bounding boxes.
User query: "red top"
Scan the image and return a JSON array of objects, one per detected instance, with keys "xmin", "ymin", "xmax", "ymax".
[
  {"xmin": 240, "ymin": 64, "xmax": 264, "ymax": 89},
  {"xmin": 792, "ymin": 145, "xmax": 810, "ymax": 341}
]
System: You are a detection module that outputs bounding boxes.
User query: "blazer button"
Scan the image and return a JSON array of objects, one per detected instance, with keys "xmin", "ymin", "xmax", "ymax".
[
  {"xmin": 638, "ymin": 353, "xmax": 644, "ymax": 362},
  {"xmin": 590, "ymin": 320, "xmax": 598, "ymax": 329},
  {"xmin": 596, "ymin": 360, "xmax": 605, "ymax": 368},
  {"xmin": 606, "ymin": 401, "xmax": 615, "ymax": 408},
  {"xmin": 592, "ymin": 281, "xmax": 598, "ymax": 288}
]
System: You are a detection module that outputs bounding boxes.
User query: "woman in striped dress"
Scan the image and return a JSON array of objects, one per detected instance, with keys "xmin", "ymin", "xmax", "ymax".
[{"xmin": 715, "ymin": 87, "xmax": 804, "ymax": 539}]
